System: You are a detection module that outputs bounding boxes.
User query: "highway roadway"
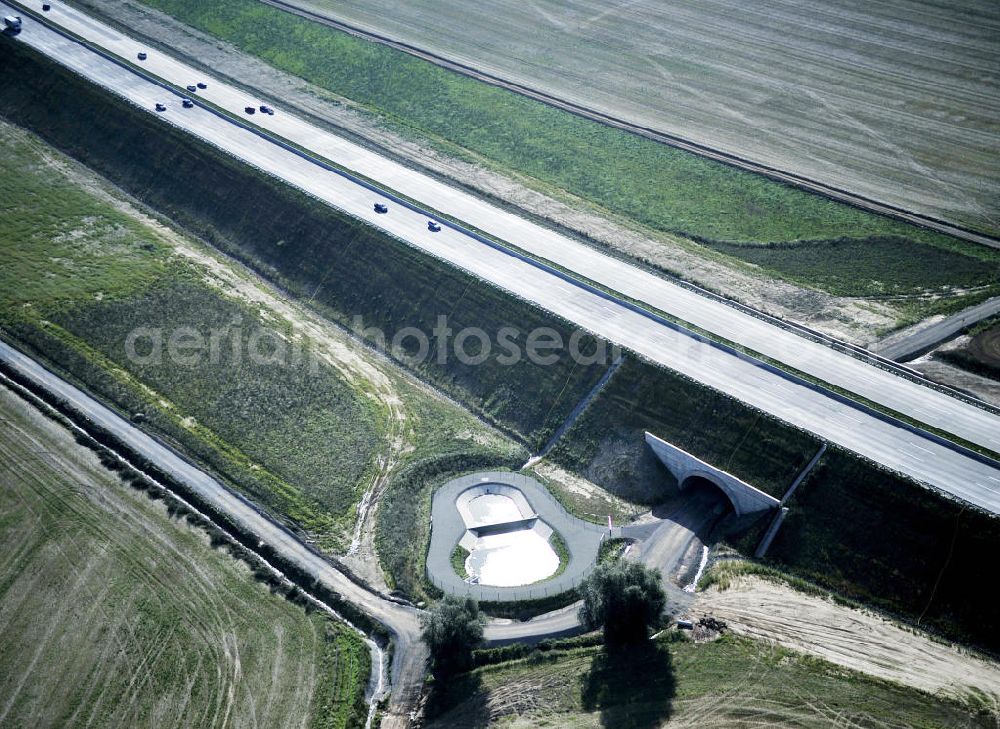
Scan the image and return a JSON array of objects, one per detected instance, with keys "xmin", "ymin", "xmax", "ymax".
[
  {"xmin": 0, "ymin": 340, "xmax": 425, "ymax": 729},
  {"xmin": 17, "ymin": 0, "xmax": 1000, "ymax": 458},
  {"xmin": 4, "ymin": 2, "xmax": 1000, "ymax": 515}
]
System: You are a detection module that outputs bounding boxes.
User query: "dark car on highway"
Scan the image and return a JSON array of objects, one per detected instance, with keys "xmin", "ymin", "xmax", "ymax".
[
  {"xmin": 244, "ymin": 106, "xmax": 256, "ymax": 115},
  {"xmin": 155, "ymin": 102, "xmax": 166, "ymax": 112},
  {"xmin": 197, "ymin": 82, "xmax": 207, "ymax": 89},
  {"xmin": 374, "ymin": 203, "xmax": 388, "ymax": 214},
  {"xmin": 137, "ymin": 51, "xmax": 147, "ymax": 61},
  {"xmin": 427, "ymin": 220, "xmax": 442, "ymax": 232},
  {"xmin": 182, "ymin": 98, "xmax": 194, "ymax": 108},
  {"xmin": 186, "ymin": 85, "xmax": 197, "ymax": 92}
]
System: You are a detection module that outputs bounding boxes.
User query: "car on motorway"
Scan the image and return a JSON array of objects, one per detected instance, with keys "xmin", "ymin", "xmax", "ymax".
[
  {"xmin": 244, "ymin": 106, "xmax": 256, "ymax": 115},
  {"xmin": 374, "ymin": 203, "xmax": 389, "ymax": 214},
  {"xmin": 42, "ymin": 3, "xmax": 51, "ymax": 10},
  {"xmin": 427, "ymin": 220, "xmax": 442, "ymax": 232},
  {"xmin": 182, "ymin": 98, "xmax": 194, "ymax": 109},
  {"xmin": 186, "ymin": 84, "xmax": 197, "ymax": 92},
  {"xmin": 4, "ymin": 15, "xmax": 22, "ymax": 32},
  {"xmin": 196, "ymin": 82, "xmax": 207, "ymax": 89},
  {"xmin": 155, "ymin": 102, "xmax": 166, "ymax": 112},
  {"xmin": 137, "ymin": 51, "xmax": 147, "ymax": 61}
]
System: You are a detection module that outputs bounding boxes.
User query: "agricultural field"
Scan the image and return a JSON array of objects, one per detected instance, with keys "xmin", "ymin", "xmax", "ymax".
[
  {"xmin": 0, "ymin": 384, "xmax": 369, "ymax": 729},
  {"xmin": 252, "ymin": 0, "xmax": 1000, "ymax": 239},
  {"xmin": 105, "ymin": 0, "xmax": 1000, "ymax": 326},
  {"xmin": 426, "ymin": 633, "xmax": 989, "ymax": 727}
]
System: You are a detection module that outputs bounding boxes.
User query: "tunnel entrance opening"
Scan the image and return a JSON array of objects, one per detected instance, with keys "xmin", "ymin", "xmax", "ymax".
[{"xmin": 679, "ymin": 474, "xmax": 737, "ymax": 516}]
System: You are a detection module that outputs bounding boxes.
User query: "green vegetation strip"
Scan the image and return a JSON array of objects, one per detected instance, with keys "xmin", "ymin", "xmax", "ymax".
[
  {"xmin": 0, "ymin": 119, "xmax": 385, "ymax": 551},
  {"xmin": 450, "ymin": 544, "xmax": 469, "ymax": 580}
]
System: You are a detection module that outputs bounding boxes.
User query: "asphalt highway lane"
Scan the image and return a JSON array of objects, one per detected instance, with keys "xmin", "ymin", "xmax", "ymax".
[{"xmin": 4, "ymin": 2, "xmax": 1000, "ymax": 514}]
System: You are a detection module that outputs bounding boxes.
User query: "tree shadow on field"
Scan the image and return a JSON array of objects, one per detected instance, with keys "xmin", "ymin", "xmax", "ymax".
[
  {"xmin": 580, "ymin": 641, "xmax": 675, "ymax": 729},
  {"xmin": 424, "ymin": 670, "xmax": 489, "ymax": 729}
]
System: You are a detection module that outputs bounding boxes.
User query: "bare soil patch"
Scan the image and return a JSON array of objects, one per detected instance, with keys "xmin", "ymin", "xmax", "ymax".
[{"xmin": 695, "ymin": 575, "xmax": 1000, "ymax": 706}]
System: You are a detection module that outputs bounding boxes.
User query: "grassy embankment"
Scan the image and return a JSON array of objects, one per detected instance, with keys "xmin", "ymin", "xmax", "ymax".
[
  {"xmin": 426, "ymin": 633, "xmax": 989, "ymax": 727},
  {"xmin": 550, "ymin": 357, "xmax": 1000, "ymax": 652},
  {"xmin": 124, "ymin": 0, "xmax": 1000, "ymax": 319},
  {"xmin": 4, "ymin": 36, "xmax": 1000, "ymax": 640},
  {"xmin": 0, "ymin": 91, "xmax": 523, "ymax": 570},
  {"xmin": 548, "ymin": 357, "xmax": 819, "ymax": 503},
  {"xmin": 0, "ymin": 116, "xmax": 383, "ymax": 552},
  {"xmin": 766, "ymin": 448, "xmax": 1000, "ymax": 652},
  {"xmin": 0, "ymin": 385, "xmax": 369, "ymax": 729}
]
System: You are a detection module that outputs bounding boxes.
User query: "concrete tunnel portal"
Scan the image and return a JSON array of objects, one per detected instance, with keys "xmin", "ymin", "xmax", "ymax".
[{"xmin": 645, "ymin": 432, "xmax": 780, "ymax": 517}]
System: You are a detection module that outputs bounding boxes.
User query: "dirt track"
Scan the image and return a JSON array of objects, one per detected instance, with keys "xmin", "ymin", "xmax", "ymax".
[{"xmin": 696, "ymin": 575, "xmax": 1000, "ymax": 707}]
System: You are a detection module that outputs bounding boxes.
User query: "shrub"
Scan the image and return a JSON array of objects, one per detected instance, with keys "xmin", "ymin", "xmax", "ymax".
[{"xmin": 420, "ymin": 596, "xmax": 484, "ymax": 677}]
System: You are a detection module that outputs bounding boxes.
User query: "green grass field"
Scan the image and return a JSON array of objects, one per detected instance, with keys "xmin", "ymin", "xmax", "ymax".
[
  {"xmin": 427, "ymin": 633, "xmax": 988, "ymax": 727},
  {"xmin": 704, "ymin": 236, "xmax": 1000, "ymax": 303},
  {"xmin": 0, "ymin": 385, "xmax": 369, "ymax": 729},
  {"xmin": 120, "ymin": 0, "xmax": 1000, "ymax": 312}
]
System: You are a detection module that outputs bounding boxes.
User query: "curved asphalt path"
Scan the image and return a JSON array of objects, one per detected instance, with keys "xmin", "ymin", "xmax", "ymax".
[
  {"xmin": 4, "ymin": 3, "xmax": 1000, "ymax": 514},
  {"xmin": 0, "ymin": 340, "xmax": 425, "ymax": 729}
]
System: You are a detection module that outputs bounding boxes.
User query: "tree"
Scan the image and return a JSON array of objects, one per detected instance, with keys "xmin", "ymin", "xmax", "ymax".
[
  {"xmin": 420, "ymin": 596, "xmax": 484, "ymax": 677},
  {"xmin": 579, "ymin": 561, "xmax": 667, "ymax": 648}
]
